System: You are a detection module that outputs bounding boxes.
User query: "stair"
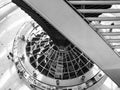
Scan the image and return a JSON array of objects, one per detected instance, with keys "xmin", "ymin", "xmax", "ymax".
[{"xmin": 68, "ymin": 0, "xmax": 120, "ymax": 55}]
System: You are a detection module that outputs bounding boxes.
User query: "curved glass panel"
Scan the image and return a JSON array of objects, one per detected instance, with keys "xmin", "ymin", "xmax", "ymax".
[{"xmin": 25, "ymin": 23, "xmax": 94, "ymax": 80}]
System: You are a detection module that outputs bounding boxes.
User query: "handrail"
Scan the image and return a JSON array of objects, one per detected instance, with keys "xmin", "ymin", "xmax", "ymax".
[
  {"xmin": 77, "ymin": 9, "xmax": 120, "ymax": 13},
  {"xmin": 92, "ymin": 25, "xmax": 120, "ymax": 29},
  {"xmin": 107, "ymin": 39, "xmax": 120, "ymax": 43},
  {"xmin": 101, "ymin": 32, "xmax": 120, "ymax": 36},
  {"xmin": 86, "ymin": 17, "xmax": 120, "ymax": 21},
  {"xmin": 111, "ymin": 45, "xmax": 120, "ymax": 49}
]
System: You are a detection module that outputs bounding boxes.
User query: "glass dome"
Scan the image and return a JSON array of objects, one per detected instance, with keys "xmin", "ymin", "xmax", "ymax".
[
  {"xmin": 12, "ymin": 20, "xmax": 101, "ymax": 88},
  {"xmin": 25, "ymin": 23, "xmax": 94, "ymax": 80}
]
